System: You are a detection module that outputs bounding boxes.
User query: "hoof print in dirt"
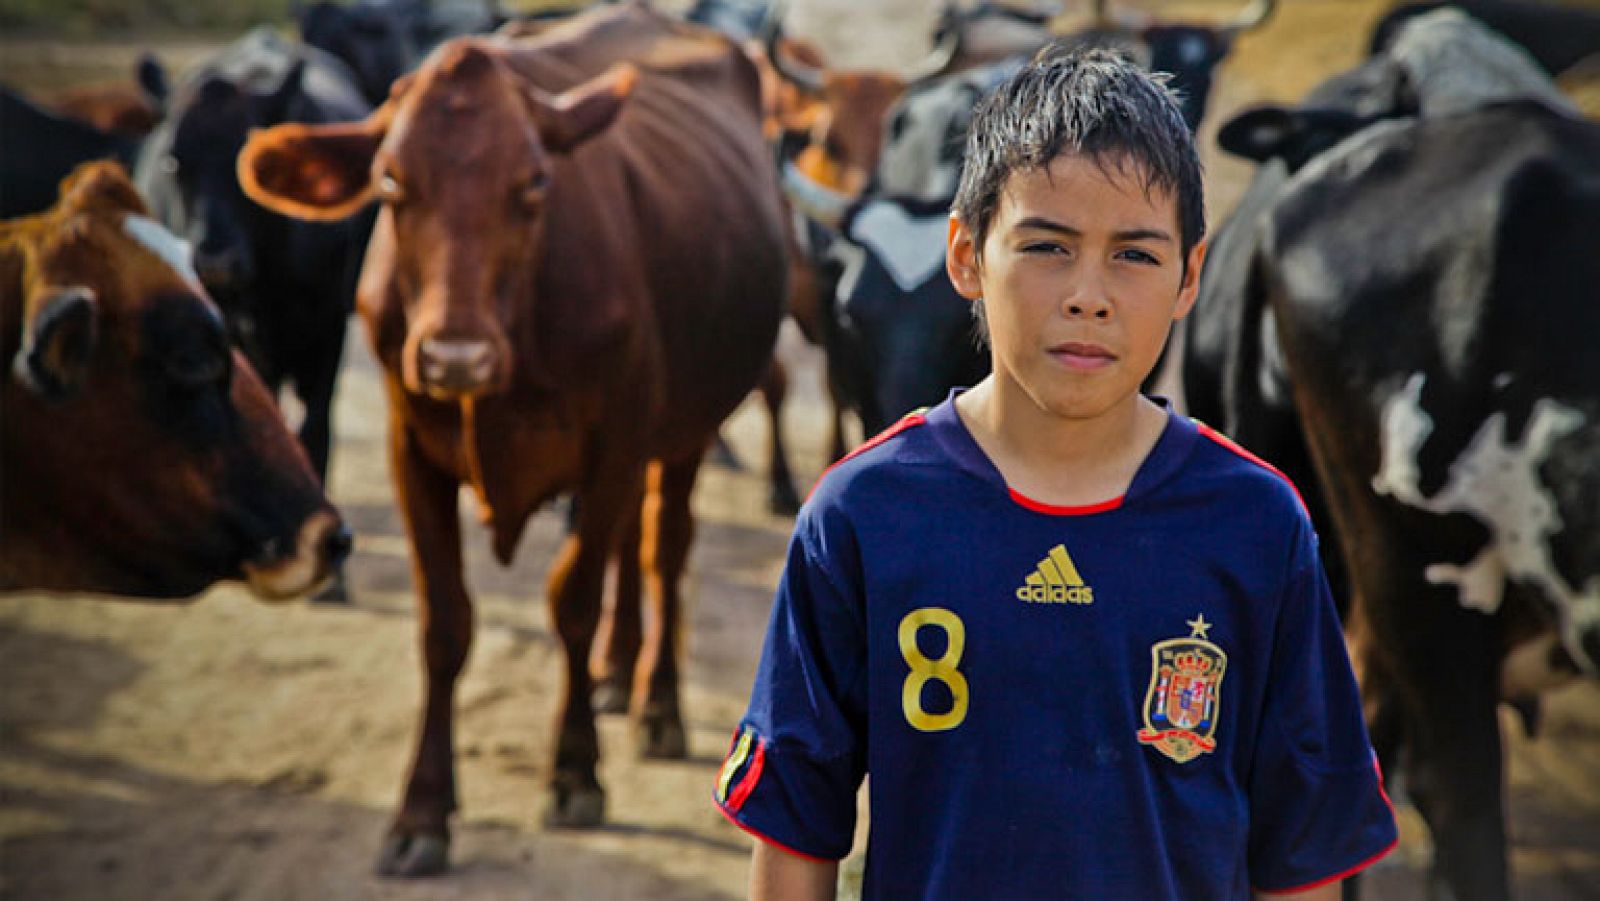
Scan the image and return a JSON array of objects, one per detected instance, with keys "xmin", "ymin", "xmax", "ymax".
[
  {"xmin": 591, "ymin": 676, "xmax": 630, "ymax": 715},
  {"xmin": 375, "ymin": 831, "xmax": 449, "ymax": 878},
  {"xmin": 543, "ymin": 783, "xmax": 606, "ymax": 829},
  {"xmin": 636, "ymin": 711, "xmax": 687, "ymax": 759}
]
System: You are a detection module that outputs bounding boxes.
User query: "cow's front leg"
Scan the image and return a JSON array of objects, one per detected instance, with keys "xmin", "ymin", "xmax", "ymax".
[
  {"xmin": 376, "ymin": 424, "xmax": 472, "ymax": 878},
  {"xmin": 634, "ymin": 454, "xmax": 701, "ymax": 758},
  {"xmin": 543, "ymin": 463, "xmax": 644, "ymax": 828}
]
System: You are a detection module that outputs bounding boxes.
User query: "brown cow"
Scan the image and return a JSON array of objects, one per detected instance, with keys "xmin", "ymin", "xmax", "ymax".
[
  {"xmin": 1, "ymin": 161, "xmax": 348, "ymax": 600},
  {"xmin": 238, "ymin": 3, "xmax": 788, "ymax": 876}
]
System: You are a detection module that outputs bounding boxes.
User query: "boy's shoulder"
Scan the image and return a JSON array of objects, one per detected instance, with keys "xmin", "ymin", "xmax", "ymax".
[
  {"xmin": 1183, "ymin": 417, "xmax": 1313, "ymax": 530},
  {"xmin": 806, "ymin": 408, "xmax": 941, "ymax": 512}
]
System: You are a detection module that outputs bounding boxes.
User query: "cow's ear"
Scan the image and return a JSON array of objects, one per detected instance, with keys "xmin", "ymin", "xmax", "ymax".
[
  {"xmin": 1217, "ymin": 106, "xmax": 1299, "ymax": 163},
  {"xmin": 527, "ymin": 63, "xmax": 637, "ymax": 154},
  {"xmin": 137, "ymin": 52, "xmax": 169, "ymax": 111},
  {"xmin": 13, "ymin": 286, "xmax": 98, "ymax": 401},
  {"xmin": 238, "ymin": 112, "xmax": 389, "ymax": 221}
]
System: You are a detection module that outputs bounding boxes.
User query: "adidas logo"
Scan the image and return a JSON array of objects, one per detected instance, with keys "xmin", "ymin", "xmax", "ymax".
[{"xmin": 1016, "ymin": 544, "xmax": 1094, "ymax": 605}]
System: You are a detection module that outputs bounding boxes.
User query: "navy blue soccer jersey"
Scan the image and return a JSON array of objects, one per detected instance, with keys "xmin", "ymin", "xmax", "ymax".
[{"xmin": 715, "ymin": 394, "xmax": 1398, "ymax": 899}]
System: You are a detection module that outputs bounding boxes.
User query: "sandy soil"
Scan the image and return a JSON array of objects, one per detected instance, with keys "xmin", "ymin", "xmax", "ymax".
[{"xmin": 3, "ymin": 2, "xmax": 1599, "ymax": 899}]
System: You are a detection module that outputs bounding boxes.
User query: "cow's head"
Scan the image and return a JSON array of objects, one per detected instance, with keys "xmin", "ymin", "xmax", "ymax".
[
  {"xmin": 761, "ymin": 17, "xmax": 960, "ymax": 206},
  {"xmin": 239, "ymin": 38, "xmax": 634, "ymax": 400},
  {"xmin": 150, "ymin": 60, "xmax": 312, "ymax": 298},
  {"xmin": 0, "ymin": 161, "xmax": 349, "ymax": 600},
  {"xmin": 298, "ymin": 0, "xmax": 416, "ymax": 107}
]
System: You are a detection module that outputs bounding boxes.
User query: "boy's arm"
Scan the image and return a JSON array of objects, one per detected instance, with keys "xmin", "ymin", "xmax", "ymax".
[
  {"xmin": 751, "ymin": 842, "xmax": 838, "ymax": 901},
  {"xmin": 1253, "ymin": 883, "xmax": 1340, "ymax": 901}
]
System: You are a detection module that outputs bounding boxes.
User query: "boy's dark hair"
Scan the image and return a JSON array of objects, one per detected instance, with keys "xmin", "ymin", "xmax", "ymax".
[{"xmin": 952, "ymin": 44, "xmax": 1206, "ymax": 267}]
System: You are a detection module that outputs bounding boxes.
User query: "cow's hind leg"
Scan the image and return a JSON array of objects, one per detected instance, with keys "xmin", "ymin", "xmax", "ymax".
[
  {"xmin": 634, "ymin": 455, "xmax": 701, "ymax": 759},
  {"xmin": 543, "ymin": 464, "xmax": 644, "ymax": 828},
  {"xmin": 762, "ymin": 358, "xmax": 801, "ymax": 515},
  {"xmin": 591, "ymin": 497, "xmax": 643, "ymax": 715},
  {"xmin": 377, "ymin": 425, "xmax": 471, "ymax": 878},
  {"xmin": 1385, "ymin": 602, "xmax": 1509, "ymax": 901}
]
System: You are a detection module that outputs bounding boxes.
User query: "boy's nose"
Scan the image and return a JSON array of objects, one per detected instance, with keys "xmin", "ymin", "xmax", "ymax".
[{"xmin": 1063, "ymin": 286, "xmax": 1113, "ymax": 320}]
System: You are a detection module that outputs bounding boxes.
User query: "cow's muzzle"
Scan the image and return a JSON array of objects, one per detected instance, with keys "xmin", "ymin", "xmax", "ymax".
[
  {"xmin": 242, "ymin": 509, "xmax": 351, "ymax": 601},
  {"xmin": 419, "ymin": 337, "xmax": 500, "ymax": 399}
]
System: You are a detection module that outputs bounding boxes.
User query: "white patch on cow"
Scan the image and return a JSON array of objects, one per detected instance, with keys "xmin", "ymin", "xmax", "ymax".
[
  {"xmin": 1371, "ymin": 372, "xmax": 1587, "ymax": 625},
  {"xmin": 1423, "ymin": 547, "xmax": 1505, "ymax": 613},
  {"xmin": 847, "ymin": 201, "xmax": 951, "ymax": 293},
  {"xmin": 1390, "ymin": 9, "xmax": 1573, "ymax": 117},
  {"xmin": 123, "ymin": 214, "xmax": 201, "ymax": 290},
  {"xmin": 1493, "ymin": 372, "xmax": 1514, "ymax": 391}
]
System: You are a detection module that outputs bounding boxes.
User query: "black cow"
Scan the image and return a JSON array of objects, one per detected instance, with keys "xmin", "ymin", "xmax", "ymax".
[
  {"xmin": 1183, "ymin": 11, "xmax": 1597, "ymax": 899},
  {"xmin": 0, "ymin": 87, "xmax": 138, "ymax": 218},
  {"xmin": 135, "ymin": 29, "xmax": 374, "ymax": 601}
]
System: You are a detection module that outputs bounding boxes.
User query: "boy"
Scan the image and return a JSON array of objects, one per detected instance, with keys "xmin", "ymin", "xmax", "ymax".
[{"xmin": 715, "ymin": 46, "xmax": 1397, "ymax": 900}]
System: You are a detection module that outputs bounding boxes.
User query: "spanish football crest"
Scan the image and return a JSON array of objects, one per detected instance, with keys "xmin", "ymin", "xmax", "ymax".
[{"xmin": 1137, "ymin": 614, "xmax": 1227, "ymax": 764}]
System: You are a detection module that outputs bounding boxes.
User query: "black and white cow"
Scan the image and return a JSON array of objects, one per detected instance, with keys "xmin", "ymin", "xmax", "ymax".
[
  {"xmin": 1183, "ymin": 11, "xmax": 1597, "ymax": 899},
  {"xmin": 135, "ymin": 29, "xmax": 374, "ymax": 601},
  {"xmin": 296, "ymin": 0, "xmax": 419, "ymax": 106},
  {"xmin": 1371, "ymin": 0, "xmax": 1600, "ymax": 78}
]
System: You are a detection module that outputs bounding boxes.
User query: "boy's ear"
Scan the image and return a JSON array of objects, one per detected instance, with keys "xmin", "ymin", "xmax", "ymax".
[
  {"xmin": 1173, "ymin": 239, "xmax": 1208, "ymax": 321},
  {"xmin": 945, "ymin": 215, "xmax": 983, "ymax": 301}
]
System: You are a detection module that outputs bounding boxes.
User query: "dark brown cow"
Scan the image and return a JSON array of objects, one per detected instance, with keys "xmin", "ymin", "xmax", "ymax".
[
  {"xmin": 1, "ymin": 161, "xmax": 348, "ymax": 600},
  {"xmin": 238, "ymin": 3, "xmax": 787, "ymax": 877}
]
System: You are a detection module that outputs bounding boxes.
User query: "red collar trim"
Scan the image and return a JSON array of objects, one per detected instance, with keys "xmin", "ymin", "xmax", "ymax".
[{"xmin": 1007, "ymin": 488, "xmax": 1124, "ymax": 516}]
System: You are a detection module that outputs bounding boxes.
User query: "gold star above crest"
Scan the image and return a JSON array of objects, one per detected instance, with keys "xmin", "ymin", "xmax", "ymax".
[{"xmin": 1187, "ymin": 614, "xmax": 1212, "ymax": 640}]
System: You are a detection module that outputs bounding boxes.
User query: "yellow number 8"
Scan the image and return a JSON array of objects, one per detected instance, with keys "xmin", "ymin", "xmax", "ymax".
[{"xmin": 899, "ymin": 607, "xmax": 969, "ymax": 732}]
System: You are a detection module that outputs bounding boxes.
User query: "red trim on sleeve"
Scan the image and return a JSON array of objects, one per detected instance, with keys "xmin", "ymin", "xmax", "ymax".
[
  {"xmin": 807, "ymin": 412, "xmax": 928, "ymax": 502},
  {"xmin": 1254, "ymin": 758, "xmax": 1400, "ymax": 895},
  {"xmin": 1008, "ymin": 487, "xmax": 1124, "ymax": 516},
  {"xmin": 1194, "ymin": 421, "xmax": 1309, "ymax": 515},
  {"xmin": 715, "ymin": 797, "xmax": 839, "ymax": 863},
  {"xmin": 725, "ymin": 736, "xmax": 767, "ymax": 812}
]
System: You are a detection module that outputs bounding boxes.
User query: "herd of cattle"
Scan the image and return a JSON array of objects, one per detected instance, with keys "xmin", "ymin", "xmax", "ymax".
[{"xmin": 2, "ymin": 0, "xmax": 1598, "ymax": 897}]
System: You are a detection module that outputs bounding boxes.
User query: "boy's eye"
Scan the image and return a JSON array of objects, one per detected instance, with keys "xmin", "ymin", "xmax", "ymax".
[
  {"xmin": 1117, "ymin": 248, "xmax": 1160, "ymax": 265},
  {"xmin": 1022, "ymin": 242, "xmax": 1067, "ymax": 256}
]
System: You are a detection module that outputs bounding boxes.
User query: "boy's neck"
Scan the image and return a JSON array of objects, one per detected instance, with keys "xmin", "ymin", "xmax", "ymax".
[{"xmin": 955, "ymin": 377, "xmax": 1169, "ymax": 508}]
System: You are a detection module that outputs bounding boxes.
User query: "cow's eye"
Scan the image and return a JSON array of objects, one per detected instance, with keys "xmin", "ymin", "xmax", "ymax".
[
  {"xmin": 165, "ymin": 347, "xmax": 230, "ymax": 389},
  {"xmin": 516, "ymin": 173, "xmax": 550, "ymax": 211},
  {"xmin": 377, "ymin": 174, "xmax": 405, "ymax": 205}
]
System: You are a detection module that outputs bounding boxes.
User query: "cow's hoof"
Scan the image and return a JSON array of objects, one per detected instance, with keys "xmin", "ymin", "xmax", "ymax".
[
  {"xmin": 311, "ymin": 570, "xmax": 349, "ymax": 605},
  {"xmin": 542, "ymin": 783, "xmax": 606, "ymax": 829},
  {"xmin": 637, "ymin": 710, "xmax": 687, "ymax": 759},
  {"xmin": 769, "ymin": 480, "xmax": 802, "ymax": 517},
  {"xmin": 374, "ymin": 831, "xmax": 449, "ymax": 878},
  {"xmin": 591, "ymin": 676, "xmax": 630, "ymax": 715}
]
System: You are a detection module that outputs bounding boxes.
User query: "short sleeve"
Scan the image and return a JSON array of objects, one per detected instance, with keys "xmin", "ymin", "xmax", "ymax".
[
  {"xmin": 1248, "ymin": 528, "xmax": 1399, "ymax": 893},
  {"xmin": 713, "ymin": 508, "xmax": 868, "ymax": 861}
]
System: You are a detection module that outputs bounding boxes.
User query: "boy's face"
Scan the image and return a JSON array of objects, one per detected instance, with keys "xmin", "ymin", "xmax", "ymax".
[{"xmin": 947, "ymin": 152, "xmax": 1205, "ymax": 423}]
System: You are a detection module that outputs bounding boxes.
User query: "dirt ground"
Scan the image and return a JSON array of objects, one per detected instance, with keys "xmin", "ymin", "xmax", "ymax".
[{"xmin": 3, "ymin": 2, "xmax": 1599, "ymax": 899}]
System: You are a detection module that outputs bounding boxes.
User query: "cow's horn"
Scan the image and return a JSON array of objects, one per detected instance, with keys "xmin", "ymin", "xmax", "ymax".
[
  {"xmin": 760, "ymin": 0, "xmax": 826, "ymax": 94},
  {"xmin": 1220, "ymin": 0, "xmax": 1276, "ymax": 37}
]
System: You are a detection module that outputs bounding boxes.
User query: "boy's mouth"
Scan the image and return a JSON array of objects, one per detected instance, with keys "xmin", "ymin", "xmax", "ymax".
[{"xmin": 1048, "ymin": 341, "xmax": 1116, "ymax": 370}]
